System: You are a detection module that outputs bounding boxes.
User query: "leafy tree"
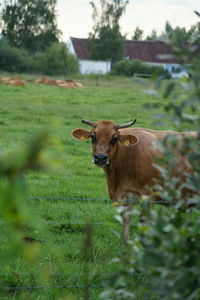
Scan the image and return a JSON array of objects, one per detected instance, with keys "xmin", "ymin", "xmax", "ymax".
[
  {"xmin": 160, "ymin": 20, "xmax": 200, "ymax": 64},
  {"xmin": 88, "ymin": 0, "xmax": 129, "ymax": 61},
  {"xmin": 165, "ymin": 22, "xmax": 194, "ymax": 43},
  {"xmin": 132, "ymin": 26, "xmax": 143, "ymax": 41},
  {"xmin": 0, "ymin": 0, "xmax": 60, "ymax": 52},
  {"xmin": 158, "ymin": 21, "xmax": 200, "ymax": 44},
  {"xmin": 146, "ymin": 29, "xmax": 158, "ymax": 40}
]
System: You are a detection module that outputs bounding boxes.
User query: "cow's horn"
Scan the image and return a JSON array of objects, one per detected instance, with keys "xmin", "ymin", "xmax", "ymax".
[
  {"xmin": 116, "ymin": 119, "xmax": 136, "ymax": 129},
  {"xmin": 82, "ymin": 120, "xmax": 97, "ymax": 127}
]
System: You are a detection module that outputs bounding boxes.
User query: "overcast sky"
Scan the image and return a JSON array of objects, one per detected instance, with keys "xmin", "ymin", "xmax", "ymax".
[{"xmin": 56, "ymin": 0, "xmax": 200, "ymax": 41}]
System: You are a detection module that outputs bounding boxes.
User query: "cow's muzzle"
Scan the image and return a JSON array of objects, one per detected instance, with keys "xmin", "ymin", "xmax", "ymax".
[{"xmin": 93, "ymin": 154, "xmax": 109, "ymax": 166}]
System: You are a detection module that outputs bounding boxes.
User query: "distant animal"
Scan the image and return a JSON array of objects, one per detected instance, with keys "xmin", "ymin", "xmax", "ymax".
[
  {"xmin": 72, "ymin": 119, "xmax": 197, "ymax": 241},
  {"xmin": 8, "ymin": 79, "xmax": 26, "ymax": 86},
  {"xmin": 58, "ymin": 80, "xmax": 84, "ymax": 89},
  {"xmin": 34, "ymin": 77, "xmax": 84, "ymax": 88},
  {"xmin": 34, "ymin": 77, "xmax": 58, "ymax": 86},
  {"xmin": 0, "ymin": 76, "xmax": 20, "ymax": 84}
]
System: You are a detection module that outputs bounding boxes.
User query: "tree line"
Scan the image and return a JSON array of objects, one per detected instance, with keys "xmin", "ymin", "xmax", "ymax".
[{"xmin": 132, "ymin": 21, "xmax": 200, "ymax": 42}]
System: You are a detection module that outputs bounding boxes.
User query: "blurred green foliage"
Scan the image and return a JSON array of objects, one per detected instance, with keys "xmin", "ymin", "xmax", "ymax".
[{"xmin": 0, "ymin": 131, "xmax": 50, "ymax": 265}]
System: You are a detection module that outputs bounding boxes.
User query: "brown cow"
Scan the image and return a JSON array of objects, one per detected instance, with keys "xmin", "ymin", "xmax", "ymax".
[
  {"xmin": 72, "ymin": 120, "xmax": 197, "ymax": 241},
  {"xmin": 34, "ymin": 78, "xmax": 84, "ymax": 88},
  {"xmin": 58, "ymin": 80, "xmax": 84, "ymax": 89},
  {"xmin": 34, "ymin": 77, "xmax": 58, "ymax": 85},
  {"xmin": 0, "ymin": 76, "xmax": 20, "ymax": 84},
  {"xmin": 8, "ymin": 79, "xmax": 26, "ymax": 86}
]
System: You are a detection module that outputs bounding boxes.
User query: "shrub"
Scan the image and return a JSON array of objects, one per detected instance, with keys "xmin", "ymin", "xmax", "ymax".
[
  {"xmin": 30, "ymin": 42, "xmax": 79, "ymax": 75},
  {"xmin": 111, "ymin": 59, "xmax": 171, "ymax": 79},
  {"xmin": 0, "ymin": 38, "xmax": 29, "ymax": 73},
  {"xmin": 0, "ymin": 39, "xmax": 79, "ymax": 75}
]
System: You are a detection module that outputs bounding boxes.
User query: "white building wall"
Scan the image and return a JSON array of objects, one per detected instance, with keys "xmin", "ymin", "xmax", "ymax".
[{"xmin": 79, "ymin": 59, "xmax": 111, "ymax": 75}]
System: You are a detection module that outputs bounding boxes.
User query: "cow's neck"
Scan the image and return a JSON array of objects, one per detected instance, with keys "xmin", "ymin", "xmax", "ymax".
[
  {"xmin": 104, "ymin": 143, "xmax": 132, "ymax": 174},
  {"xmin": 103, "ymin": 143, "xmax": 138, "ymax": 199}
]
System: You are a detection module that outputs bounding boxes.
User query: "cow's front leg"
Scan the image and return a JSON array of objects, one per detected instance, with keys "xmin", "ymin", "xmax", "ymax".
[{"xmin": 109, "ymin": 189, "xmax": 136, "ymax": 243}]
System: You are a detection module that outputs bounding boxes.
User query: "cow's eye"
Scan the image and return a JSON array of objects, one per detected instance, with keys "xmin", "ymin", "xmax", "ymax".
[
  {"xmin": 91, "ymin": 133, "xmax": 96, "ymax": 143},
  {"xmin": 111, "ymin": 135, "xmax": 118, "ymax": 145}
]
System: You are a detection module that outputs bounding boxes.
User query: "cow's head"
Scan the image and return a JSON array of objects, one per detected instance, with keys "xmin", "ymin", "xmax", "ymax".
[{"xmin": 72, "ymin": 120, "xmax": 138, "ymax": 167}]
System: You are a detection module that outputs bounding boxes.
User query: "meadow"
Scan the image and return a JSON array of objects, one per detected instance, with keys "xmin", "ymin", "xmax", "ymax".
[{"xmin": 0, "ymin": 73, "xmax": 192, "ymax": 299}]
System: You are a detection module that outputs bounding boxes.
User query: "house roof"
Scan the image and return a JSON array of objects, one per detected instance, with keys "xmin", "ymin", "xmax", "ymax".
[
  {"xmin": 124, "ymin": 40, "xmax": 176, "ymax": 63},
  {"xmin": 70, "ymin": 37, "xmax": 177, "ymax": 64},
  {"xmin": 70, "ymin": 37, "xmax": 89, "ymax": 60}
]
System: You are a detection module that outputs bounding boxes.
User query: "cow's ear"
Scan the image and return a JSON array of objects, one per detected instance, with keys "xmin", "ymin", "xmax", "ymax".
[
  {"xmin": 72, "ymin": 129, "xmax": 90, "ymax": 141},
  {"xmin": 120, "ymin": 134, "xmax": 139, "ymax": 146}
]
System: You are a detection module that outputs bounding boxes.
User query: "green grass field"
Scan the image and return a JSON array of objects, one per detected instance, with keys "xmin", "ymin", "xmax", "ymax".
[{"xmin": 0, "ymin": 73, "xmax": 194, "ymax": 299}]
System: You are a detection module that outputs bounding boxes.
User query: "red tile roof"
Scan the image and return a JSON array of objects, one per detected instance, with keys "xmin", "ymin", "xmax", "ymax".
[
  {"xmin": 70, "ymin": 37, "xmax": 89, "ymax": 60},
  {"xmin": 124, "ymin": 40, "xmax": 176, "ymax": 63},
  {"xmin": 70, "ymin": 37, "xmax": 177, "ymax": 64}
]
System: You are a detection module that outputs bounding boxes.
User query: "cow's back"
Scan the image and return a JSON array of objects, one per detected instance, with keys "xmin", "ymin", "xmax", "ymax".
[
  {"xmin": 122, "ymin": 127, "xmax": 196, "ymax": 138},
  {"xmin": 113, "ymin": 127, "xmax": 197, "ymax": 197}
]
